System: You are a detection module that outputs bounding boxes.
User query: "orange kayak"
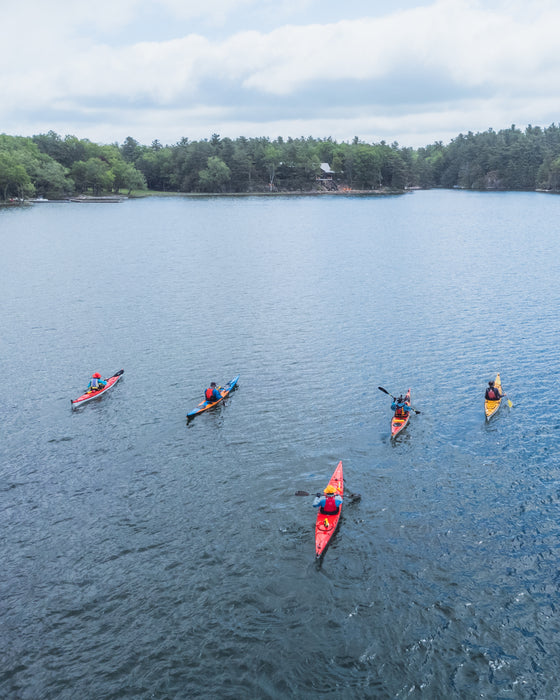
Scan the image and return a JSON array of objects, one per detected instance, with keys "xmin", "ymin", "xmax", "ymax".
[
  {"xmin": 484, "ymin": 373, "xmax": 502, "ymax": 420},
  {"xmin": 314, "ymin": 461, "xmax": 343, "ymax": 558},
  {"xmin": 391, "ymin": 388, "xmax": 411, "ymax": 438}
]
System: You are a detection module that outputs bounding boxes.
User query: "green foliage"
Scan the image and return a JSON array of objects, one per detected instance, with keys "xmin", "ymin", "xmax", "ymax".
[
  {"xmin": 120, "ymin": 136, "xmax": 143, "ymax": 163},
  {"xmin": 198, "ymin": 156, "xmax": 231, "ymax": 192},
  {"xmin": 3, "ymin": 123, "xmax": 560, "ymax": 200},
  {"xmin": 71, "ymin": 157, "xmax": 114, "ymax": 195},
  {"xmin": 0, "ymin": 150, "xmax": 33, "ymax": 200},
  {"xmin": 347, "ymin": 145, "xmax": 381, "ymax": 189},
  {"xmin": 227, "ymin": 143, "xmax": 252, "ymax": 192},
  {"xmin": 111, "ymin": 160, "xmax": 147, "ymax": 194},
  {"xmin": 135, "ymin": 144, "xmax": 173, "ymax": 190},
  {"xmin": 415, "ymin": 124, "xmax": 560, "ymax": 191},
  {"xmin": 34, "ymin": 159, "xmax": 74, "ymax": 198},
  {"xmin": 0, "ymin": 134, "xmax": 74, "ymax": 199},
  {"xmin": 264, "ymin": 144, "xmax": 281, "ymax": 187}
]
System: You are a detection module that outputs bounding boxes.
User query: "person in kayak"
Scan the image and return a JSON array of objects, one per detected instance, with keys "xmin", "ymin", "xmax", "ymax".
[
  {"xmin": 485, "ymin": 380, "xmax": 503, "ymax": 401},
  {"xmin": 87, "ymin": 372, "xmax": 107, "ymax": 392},
  {"xmin": 313, "ymin": 485, "xmax": 343, "ymax": 515},
  {"xmin": 391, "ymin": 395, "xmax": 411, "ymax": 418},
  {"xmin": 204, "ymin": 382, "xmax": 222, "ymax": 402}
]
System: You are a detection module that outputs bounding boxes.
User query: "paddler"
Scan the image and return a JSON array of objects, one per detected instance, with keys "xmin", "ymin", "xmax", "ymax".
[
  {"xmin": 204, "ymin": 382, "xmax": 222, "ymax": 402},
  {"xmin": 87, "ymin": 372, "xmax": 107, "ymax": 392},
  {"xmin": 391, "ymin": 395, "xmax": 411, "ymax": 418},
  {"xmin": 313, "ymin": 485, "xmax": 342, "ymax": 515},
  {"xmin": 485, "ymin": 380, "xmax": 503, "ymax": 401}
]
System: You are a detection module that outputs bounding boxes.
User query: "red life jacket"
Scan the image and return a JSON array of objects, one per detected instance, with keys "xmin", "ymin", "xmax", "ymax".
[
  {"xmin": 395, "ymin": 406, "xmax": 406, "ymax": 417},
  {"xmin": 323, "ymin": 495, "xmax": 338, "ymax": 514},
  {"xmin": 487, "ymin": 389, "xmax": 498, "ymax": 400},
  {"xmin": 205, "ymin": 388, "xmax": 214, "ymax": 401}
]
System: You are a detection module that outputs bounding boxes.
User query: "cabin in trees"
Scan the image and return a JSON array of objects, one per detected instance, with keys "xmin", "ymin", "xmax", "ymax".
[{"xmin": 317, "ymin": 163, "xmax": 337, "ymax": 190}]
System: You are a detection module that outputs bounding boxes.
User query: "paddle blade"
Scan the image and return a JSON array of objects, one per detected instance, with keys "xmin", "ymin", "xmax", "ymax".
[
  {"xmin": 295, "ymin": 490, "xmax": 310, "ymax": 496},
  {"xmin": 507, "ymin": 399, "xmax": 513, "ymax": 408},
  {"xmin": 378, "ymin": 386, "xmax": 390, "ymax": 395}
]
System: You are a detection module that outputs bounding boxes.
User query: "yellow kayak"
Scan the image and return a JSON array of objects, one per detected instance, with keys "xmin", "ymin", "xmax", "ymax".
[{"xmin": 484, "ymin": 372, "xmax": 503, "ymax": 420}]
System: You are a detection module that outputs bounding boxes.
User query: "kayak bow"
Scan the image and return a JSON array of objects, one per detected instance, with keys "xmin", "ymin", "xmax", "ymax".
[
  {"xmin": 187, "ymin": 375, "xmax": 240, "ymax": 420},
  {"xmin": 71, "ymin": 369, "xmax": 124, "ymax": 407},
  {"xmin": 314, "ymin": 461, "xmax": 344, "ymax": 558}
]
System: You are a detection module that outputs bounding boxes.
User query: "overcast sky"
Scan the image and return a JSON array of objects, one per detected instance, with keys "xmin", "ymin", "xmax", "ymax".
[{"xmin": 2, "ymin": 0, "xmax": 559, "ymax": 148}]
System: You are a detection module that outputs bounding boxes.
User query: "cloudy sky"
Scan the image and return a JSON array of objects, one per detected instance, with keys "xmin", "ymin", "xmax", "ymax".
[{"xmin": 2, "ymin": 0, "xmax": 559, "ymax": 148}]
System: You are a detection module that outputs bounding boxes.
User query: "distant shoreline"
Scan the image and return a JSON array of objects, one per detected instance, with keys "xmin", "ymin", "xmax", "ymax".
[
  {"xmin": 4, "ymin": 187, "xmax": 559, "ymax": 208},
  {"xmin": 128, "ymin": 188, "xmax": 409, "ymax": 198},
  {"xmin": 2, "ymin": 189, "xmax": 407, "ymax": 207}
]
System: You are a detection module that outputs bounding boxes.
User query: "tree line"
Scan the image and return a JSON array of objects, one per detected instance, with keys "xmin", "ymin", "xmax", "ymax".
[{"xmin": 2, "ymin": 124, "xmax": 560, "ymax": 201}]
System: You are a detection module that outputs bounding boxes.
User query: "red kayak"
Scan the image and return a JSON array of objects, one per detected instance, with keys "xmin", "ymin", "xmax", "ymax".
[
  {"xmin": 71, "ymin": 370, "xmax": 124, "ymax": 407},
  {"xmin": 314, "ymin": 461, "xmax": 344, "ymax": 558},
  {"xmin": 391, "ymin": 388, "xmax": 411, "ymax": 438}
]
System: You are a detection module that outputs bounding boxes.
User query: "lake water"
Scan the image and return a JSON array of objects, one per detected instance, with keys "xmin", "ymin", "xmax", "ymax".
[{"xmin": 1, "ymin": 190, "xmax": 559, "ymax": 699}]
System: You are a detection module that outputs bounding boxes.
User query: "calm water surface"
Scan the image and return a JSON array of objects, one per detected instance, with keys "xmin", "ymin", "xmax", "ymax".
[{"xmin": 1, "ymin": 190, "xmax": 560, "ymax": 699}]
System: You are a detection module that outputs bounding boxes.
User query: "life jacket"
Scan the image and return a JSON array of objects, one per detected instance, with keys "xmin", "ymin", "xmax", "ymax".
[
  {"xmin": 323, "ymin": 494, "xmax": 339, "ymax": 514},
  {"xmin": 395, "ymin": 404, "xmax": 407, "ymax": 417},
  {"xmin": 205, "ymin": 388, "xmax": 214, "ymax": 401},
  {"xmin": 487, "ymin": 388, "xmax": 498, "ymax": 400},
  {"xmin": 90, "ymin": 377, "xmax": 100, "ymax": 390}
]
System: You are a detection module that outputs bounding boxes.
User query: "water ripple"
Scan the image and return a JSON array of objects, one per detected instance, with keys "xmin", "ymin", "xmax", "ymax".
[{"xmin": 1, "ymin": 192, "xmax": 560, "ymax": 698}]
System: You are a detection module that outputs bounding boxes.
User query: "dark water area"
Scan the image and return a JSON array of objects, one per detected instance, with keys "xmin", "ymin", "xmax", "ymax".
[{"xmin": 1, "ymin": 190, "xmax": 559, "ymax": 699}]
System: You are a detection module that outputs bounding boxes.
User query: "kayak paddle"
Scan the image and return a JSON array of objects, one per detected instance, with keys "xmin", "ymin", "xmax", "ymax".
[
  {"xmin": 295, "ymin": 490, "xmax": 361, "ymax": 501},
  {"xmin": 378, "ymin": 386, "xmax": 421, "ymax": 414}
]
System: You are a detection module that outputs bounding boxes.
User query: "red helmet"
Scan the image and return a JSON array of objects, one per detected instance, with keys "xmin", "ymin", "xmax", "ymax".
[{"xmin": 92, "ymin": 372, "xmax": 101, "ymax": 378}]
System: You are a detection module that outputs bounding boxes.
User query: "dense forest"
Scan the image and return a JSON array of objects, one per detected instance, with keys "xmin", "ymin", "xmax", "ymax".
[{"xmin": 2, "ymin": 123, "xmax": 560, "ymax": 201}]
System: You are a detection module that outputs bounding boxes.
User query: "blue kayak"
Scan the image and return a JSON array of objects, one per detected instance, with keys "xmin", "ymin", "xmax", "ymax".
[{"xmin": 187, "ymin": 375, "xmax": 239, "ymax": 420}]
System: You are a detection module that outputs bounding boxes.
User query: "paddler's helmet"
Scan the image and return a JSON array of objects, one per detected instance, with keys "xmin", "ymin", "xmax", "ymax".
[
  {"xmin": 210, "ymin": 382, "xmax": 216, "ymax": 387},
  {"xmin": 92, "ymin": 372, "xmax": 101, "ymax": 378},
  {"xmin": 324, "ymin": 485, "xmax": 336, "ymax": 494},
  {"xmin": 488, "ymin": 380, "xmax": 494, "ymax": 386}
]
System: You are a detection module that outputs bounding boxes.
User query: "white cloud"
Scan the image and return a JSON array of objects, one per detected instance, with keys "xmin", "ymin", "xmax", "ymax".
[
  {"xmin": 157, "ymin": 0, "xmax": 256, "ymax": 23},
  {"xmin": 2, "ymin": 0, "xmax": 560, "ymax": 147}
]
